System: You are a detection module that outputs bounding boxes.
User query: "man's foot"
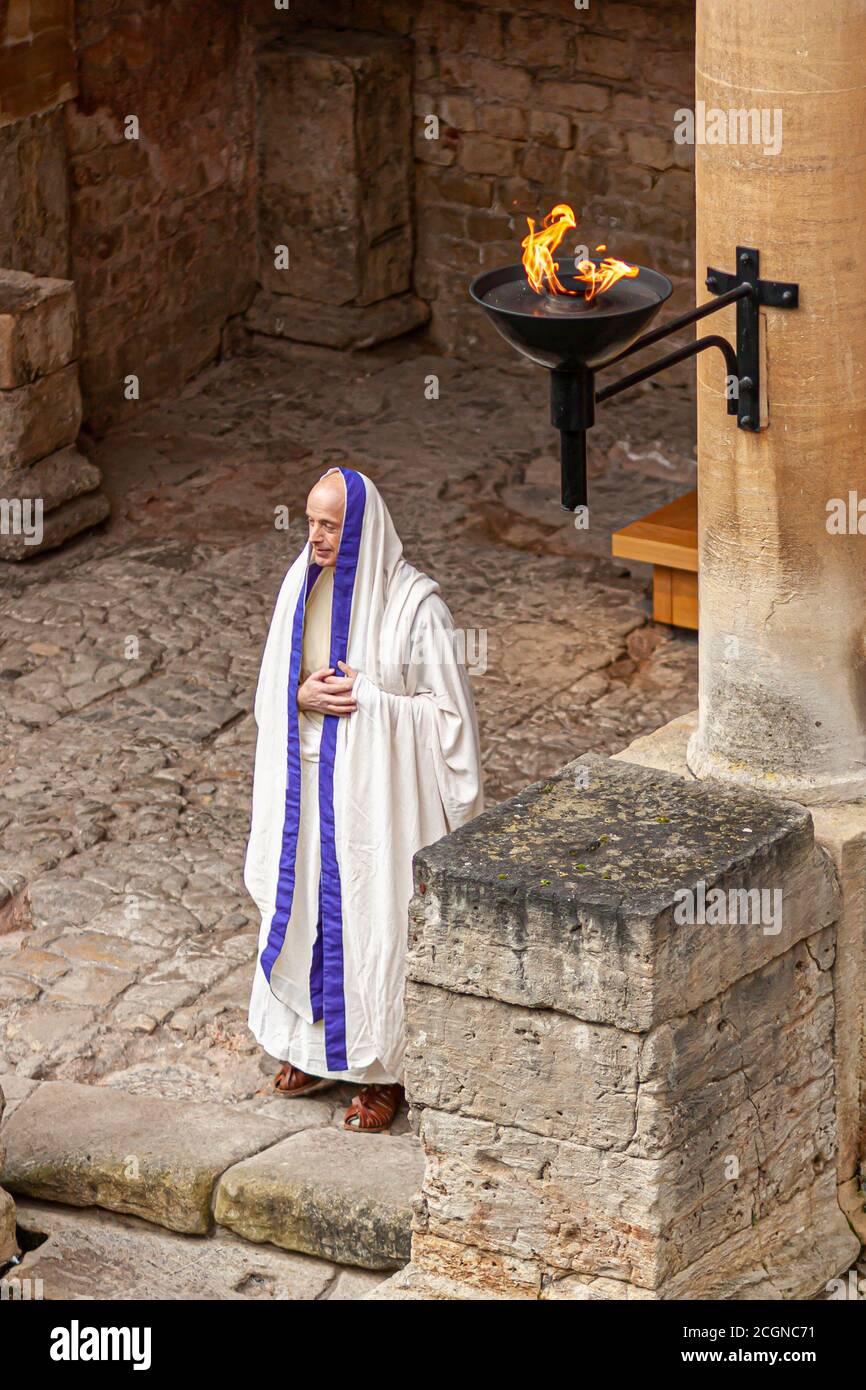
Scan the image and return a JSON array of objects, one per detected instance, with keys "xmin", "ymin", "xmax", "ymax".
[
  {"xmin": 273, "ymin": 1063, "xmax": 336, "ymax": 1098},
  {"xmin": 343, "ymin": 1084, "xmax": 403, "ymax": 1133}
]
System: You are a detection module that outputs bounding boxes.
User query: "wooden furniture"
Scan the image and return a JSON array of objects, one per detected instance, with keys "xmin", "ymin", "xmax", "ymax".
[{"xmin": 611, "ymin": 489, "xmax": 698, "ymax": 630}]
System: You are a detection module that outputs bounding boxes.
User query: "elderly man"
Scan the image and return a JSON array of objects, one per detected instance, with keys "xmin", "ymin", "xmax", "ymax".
[{"xmin": 245, "ymin": 467, "xmax": 483, "ymax": 1132}]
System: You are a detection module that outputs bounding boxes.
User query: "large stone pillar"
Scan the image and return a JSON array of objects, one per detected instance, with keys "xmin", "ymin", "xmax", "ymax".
[
  {"xmin": 373, "ymin": 757, "xmax": 859, "ymax": 1301},
  {"xmin": 687, "ymin": 1, "xmax": 866, "ymax": 802}
]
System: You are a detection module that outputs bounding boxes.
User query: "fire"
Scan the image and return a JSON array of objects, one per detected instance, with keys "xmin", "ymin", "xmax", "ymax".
[
  {"xmin": 521, "ymin": 203, "xmax": 577, "ymax": 294},
  {"xmin": 577, "ymin": 254, "xmax": 640, "ymax": 302},
  {"xmin": 521, "ymin": 205, "xmax": 638, "ymax": 302}
]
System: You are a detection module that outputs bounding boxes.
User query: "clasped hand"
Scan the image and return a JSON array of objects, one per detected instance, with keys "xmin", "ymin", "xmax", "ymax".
[{"xmin": 297, "ymin": 661, "xmax": 359, "ymax": 717}]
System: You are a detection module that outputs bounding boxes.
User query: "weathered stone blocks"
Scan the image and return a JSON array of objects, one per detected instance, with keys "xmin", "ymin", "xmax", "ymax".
[
  {"xmin": 0, "ymin": 110, "xmax": 70, "ymax": 280},
  {"xmin": 258, "ymin": 30, "xmax": 412, "ymax": 305},
  {"xmin": 0, "ymin": 1079, "xmax": 420, "ymax": 1271},
  {"xmin": 0, "ymin": 268, "xmax": 108, "ymax": 558},
  {"xmin": 408, "ymin": 754, "xmax": 838, "ymax": 1031},
  {"xmin": 8, "ymin": 1199, "xmax": 385, "ymax": 1302},
  {"xmin": 245, "ymin": 287, "xmax": 429, "ymax": 352},
  {"xmin": 214, "ymin": 1127, "xmax": 423, "ymax": 1270},
  {"xmin": 391, "ymin": 755, "xmax": 859, "ymax": 1299},
  {"xmin": 0, "ymin": 0, "xmax": 77, "ymax": 129},
  {"xmin": 0, "ymin": 1080, "xmax": 296, "ymax": 1235},
  {"xmin": 617, "ymin": 708, "xmax": 866, "ymax": 1249},
  {"xmin": 0, "ymin": 270, "xmax": 78, "ymax": 387},
  {"xmin": 0, "ymin": 362, "xmax": 81, "ymax": 470}
]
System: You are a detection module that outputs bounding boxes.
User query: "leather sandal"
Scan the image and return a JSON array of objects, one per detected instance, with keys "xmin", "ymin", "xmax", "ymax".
[
  {"xmin": 343, "ymin": 1083, "xmax": 403, "ymax": 1133},
  {"xmin": 273, "ymin": 1063, "xmax": 336, "ymax": 1098}
]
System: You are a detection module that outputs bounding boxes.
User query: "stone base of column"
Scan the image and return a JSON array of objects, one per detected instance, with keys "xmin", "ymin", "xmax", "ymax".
[
  {"xmin": 0, "ymin": 445, "xmax": 110, "ymax": 560},
  {"xmin": 622, "ymin": 710, "xmax": 866, "ymax": 1253},
  {"xmin": 686, "ymin": 732, "xmax": 866, "ymax": 809},
  {"xmin": 245, "ymin": 287, "xmax": 429, "ymax": 352},
  {"xmin": 383, "ymin": 753, "xmax": 860, "ymax": 1300}
]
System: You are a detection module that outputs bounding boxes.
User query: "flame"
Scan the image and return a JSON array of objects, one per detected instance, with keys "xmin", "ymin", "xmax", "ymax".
[
  {"xmin": 576, "ymin": 255, "xmax": 639, "ymax": 302},
  {"xmin": 521, "ymin": 206, "xmax": 638, "ymax": 302},
  {"xmin": 521, "ymin": 203, "xmax": 576, "ymax": 294}
]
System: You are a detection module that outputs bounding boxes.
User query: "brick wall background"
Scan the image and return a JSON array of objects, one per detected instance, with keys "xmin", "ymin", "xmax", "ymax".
[
  {"xmin": 253, "ymin": 0, "xmax": 696, "ymax": 364},
  {"xmin": 67, "ymin": 0, "xmax": 257, "ymax": 429},
  {"xmin": 0, "ymin": 0, "xmax": 697, "ymax": 430}
]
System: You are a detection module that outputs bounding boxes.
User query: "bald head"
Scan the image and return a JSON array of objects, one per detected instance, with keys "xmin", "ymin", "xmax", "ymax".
[{"xmin": 306, "ymin": 472, "xmax": 345, "ymax": 568}]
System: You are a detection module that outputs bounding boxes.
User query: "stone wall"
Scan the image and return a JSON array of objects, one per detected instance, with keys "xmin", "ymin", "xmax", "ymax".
[
  {"xmin": 1, "ymin": 0, "xmax": 697, "ymax": 431},
  {"xmin": 0, "ymin": 2, "xmax": 110, "ymax": 552},
  {"xmin": 253, "ymin": 0, "xmax": 696, "ymax": 362},
  {"xmin": 67, "ymin": 0, "xmax": 257, "ymax": 430},
  {"xmin": 0, "ymin": 1, "xmax": 76, "ymax": 278}
]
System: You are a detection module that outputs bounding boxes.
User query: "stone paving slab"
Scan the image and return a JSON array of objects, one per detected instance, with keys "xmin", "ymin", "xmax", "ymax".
[
  {"xmin": 0, "ymin": 1072, "xmax": 40, "ymax": 1120},
  {"xmin": 366, "ymin": 1266, "xmax": 511, "ymax": 1300},
  {"xmin": 214, "ymin": 1127, "xmax": 425, "ymax": 1270},
  {"xmin": 0, "ymin": 1079, "xmax": 301, "ymax": 1235},
  {"xmin": 7, "ymin": 1199, "xmax": 387, "ymax": 1301}
]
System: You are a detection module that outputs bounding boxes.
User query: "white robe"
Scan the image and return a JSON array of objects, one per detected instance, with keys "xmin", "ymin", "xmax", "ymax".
[{"xmin": 245, "ymin": 467, "xmax": 484, "ymax": 1082}]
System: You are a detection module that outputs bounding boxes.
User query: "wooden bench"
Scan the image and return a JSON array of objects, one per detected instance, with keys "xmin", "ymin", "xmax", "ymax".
[{"xmin": 611, "ymin": 489, "xmax": 698, "ymax": 630}]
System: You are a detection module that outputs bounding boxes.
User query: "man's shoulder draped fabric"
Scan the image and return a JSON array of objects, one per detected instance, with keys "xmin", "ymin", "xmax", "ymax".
[{"xmin": 245, "ymin": 467, "xmax": 483, "ymax": 1083}]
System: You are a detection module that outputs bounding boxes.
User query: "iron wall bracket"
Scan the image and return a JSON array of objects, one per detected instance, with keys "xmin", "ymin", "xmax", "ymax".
[
  {"xmin": 546, "ymin": 246, "xmax": 799, "ymax": 511},
  {"xmin": 704, "ymin": 246, "xmax": 799, "ymax": 431}
]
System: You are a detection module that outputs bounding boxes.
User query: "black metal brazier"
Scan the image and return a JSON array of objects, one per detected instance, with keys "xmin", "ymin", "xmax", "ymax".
[{"xmin": 470, "ymin": 248, "xmax": 799, "ymax": 512}]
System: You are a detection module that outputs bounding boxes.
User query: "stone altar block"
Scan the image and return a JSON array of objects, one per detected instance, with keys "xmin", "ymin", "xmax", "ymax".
[
  {"xmin": 246, "ymin": 29, "xmax": 428, "ymax": 350},
  {"xmin": 378, "ymin": 755, "xmax": 859, "ymax": 1300}
]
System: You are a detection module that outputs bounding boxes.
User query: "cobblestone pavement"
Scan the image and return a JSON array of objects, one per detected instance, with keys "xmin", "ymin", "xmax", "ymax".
[{"xmin": 0, "ymin": 338, "xmax": 698, "ymax": 1102}]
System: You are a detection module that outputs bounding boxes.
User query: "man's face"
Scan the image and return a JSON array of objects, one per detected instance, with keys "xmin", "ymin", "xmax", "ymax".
[{"xmin": 306, "ymin": 477, "xmax": 345, "ymax": 568}]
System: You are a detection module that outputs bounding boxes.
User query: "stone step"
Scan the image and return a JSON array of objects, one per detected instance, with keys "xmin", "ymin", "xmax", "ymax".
[
  {"xmin": 214, "ymin": 1126, "xmax": 425, "ymax": 1271},
  {"xmin": 5, "ymin": 1198, "xmax": 388, "ymax": 1301},
  {"xmin": 0, "ymin": 1076, "xmax": 422, "ymax": 1271},
  {"xmin": 0, "ymin": 1078, "xmax": 295, "ymax": 1235}
]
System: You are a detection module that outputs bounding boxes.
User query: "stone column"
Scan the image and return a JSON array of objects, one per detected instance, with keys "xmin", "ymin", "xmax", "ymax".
[
  {"xmin": 374, "ymin": 757, "xmax": 858, "ymax": 1300},
  {"xmin": 686, "ymin": 0, "xmax": 866, "ymax": 802}
]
